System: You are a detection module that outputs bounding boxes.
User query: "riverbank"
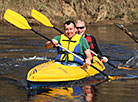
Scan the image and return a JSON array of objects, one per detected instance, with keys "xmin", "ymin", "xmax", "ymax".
[{"xmin": 1, "ymin": 0, "xmax": 138, "ymax": 26}]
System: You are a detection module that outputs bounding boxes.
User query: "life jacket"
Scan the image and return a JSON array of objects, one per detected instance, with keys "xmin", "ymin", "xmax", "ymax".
[
  {"xmin": 55, "ymin": 34, "xmax": 84, "ymax": 65},
  {"xmin": 85, "ymin": 34, "xmax": 94, "ymax": 56}
]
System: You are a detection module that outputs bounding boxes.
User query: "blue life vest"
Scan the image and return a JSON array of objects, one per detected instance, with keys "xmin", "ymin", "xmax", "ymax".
[{"xmin": 55, "ymin": 34, "xmax": 84, "ymax": 65}]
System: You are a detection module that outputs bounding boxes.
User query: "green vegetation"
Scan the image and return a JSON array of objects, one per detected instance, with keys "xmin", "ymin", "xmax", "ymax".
[{"xmin": 132, "ymin": 11, "xmax": 138, "ymax": 20}]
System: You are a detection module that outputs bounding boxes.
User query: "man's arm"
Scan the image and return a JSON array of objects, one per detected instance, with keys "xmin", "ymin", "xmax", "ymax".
[
  {"xmin": 45, "ymin": 39, "xmax": 58, "ymax": 48},
  {"xmin": 91, "ymin": 36, "xmax": 108, "ymax": 63},
  {"xmin": 81, "ymin": 37, "xmax": 92, "ymax": 65},
  {"xmin": 84, "ymin": 48, "xmax": 92, "ymax": 65},
  {"xmin": 45, "ymin": 35, "xmax": 60, "ymax": 48}
]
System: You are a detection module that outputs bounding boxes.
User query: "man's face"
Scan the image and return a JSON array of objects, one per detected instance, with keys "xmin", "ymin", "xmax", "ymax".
[
  {"xmin": 64, "ymin": 23, "xmax": 76, "ymax": 38},
  {"xmin": 76, "ymin": 22, "xmax": 86, "ymax": 36}
]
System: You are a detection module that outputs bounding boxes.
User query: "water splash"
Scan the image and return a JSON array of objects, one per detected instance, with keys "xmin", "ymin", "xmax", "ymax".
[
  {"xmin": 125, "ymin": 55, "xmax": 138, "ymax": 68},
  {"xmin": 118, "ymin": 42, "xmax": 138, "ymax": 69},
  {"xmin": 17, "ymin": 56, "xmax": 51, "ymax": 61},
  {"xmin": 119, "ymin": 54, "xmax": 138, "ymax": 69}
]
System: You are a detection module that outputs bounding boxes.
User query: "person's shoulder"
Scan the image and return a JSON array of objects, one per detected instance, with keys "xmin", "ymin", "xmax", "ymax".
[
  {"xmin": 86, "ymin": 34, "xmax": 94, "ymax": 37},
  {"xmin": 85, "ymin": 34, "xmax": 91, "ymax": 36},
  {"xmin": 53, "ymin": 35, "xmax": 61, "ymax": 39},
  {"xmin": 85, "ymin": 34, "xmax": 96, "ymax": 39},
  {"xmin": 80, "ymin": 36, "xmax": 87, "ymax": 42},
  {"xmin": 80, "ymin": 35, "xmax": 86, "ymax": 39}
]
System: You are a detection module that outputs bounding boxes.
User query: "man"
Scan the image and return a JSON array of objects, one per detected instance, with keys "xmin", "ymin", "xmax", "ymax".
[
  {"xmin": 75, "ymin": 20, "xmax": 108, "ymax": 63},
  {"xmin": 45, "ymin": 20, "xmax": 92, "ymax": 66}
]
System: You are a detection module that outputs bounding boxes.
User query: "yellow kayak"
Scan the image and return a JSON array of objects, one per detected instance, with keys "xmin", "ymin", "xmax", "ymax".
[{"xmin": 27, "ymin": 56, "xmax": 105, "ymax": 88}]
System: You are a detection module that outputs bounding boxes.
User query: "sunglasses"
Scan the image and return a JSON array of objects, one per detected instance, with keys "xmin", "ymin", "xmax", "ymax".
[{"xmin": 76, "ymin": 26, "xmax": 85, "ymax": 29}]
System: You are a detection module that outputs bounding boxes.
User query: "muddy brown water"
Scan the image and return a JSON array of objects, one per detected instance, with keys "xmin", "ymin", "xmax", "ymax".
[{"xmin": 0, "ymin": 24, "xmax": 138, "ymax": 102}]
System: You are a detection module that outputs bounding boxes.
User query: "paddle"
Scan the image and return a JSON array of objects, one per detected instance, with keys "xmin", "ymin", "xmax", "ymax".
[
  {"xmin": 90, "ymin": 50, "xmax": 133, "ymax": 70},
  {"xmin": 116, "ymin": 24, "xmax": 138, "ymax": 44},
  {"xmin": 31, "ymin": 9, "xmax": 133, "ymax": 71},
  {"xmin": 31, "ymin": 9, "xmax": 64, "ymax": 34},
  {"xmin": 3, "ymin": 9, "xmax": 83, "ymax": 61},
  {"xmin": 4, "ymin": 9, "xmax": 113, "ymax": 80}
]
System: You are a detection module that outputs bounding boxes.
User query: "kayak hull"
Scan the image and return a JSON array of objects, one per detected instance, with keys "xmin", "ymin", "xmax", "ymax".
[
  {"xmin": 27, "ymin": 56, "xmax": 105, "ymax": 88},
  {"xmin": 27, "ymin": 74, "xmax": 103, "ymax": 89}
]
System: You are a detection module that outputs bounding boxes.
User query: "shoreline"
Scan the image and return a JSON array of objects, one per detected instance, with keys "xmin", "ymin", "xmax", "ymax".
[
  {"xmin": 1, "ymin": 0, "xmax": 138, "ymax": 27},
  {"xmin": 1, "ymin": 19, "xmax": 137, "ymax": 27}
]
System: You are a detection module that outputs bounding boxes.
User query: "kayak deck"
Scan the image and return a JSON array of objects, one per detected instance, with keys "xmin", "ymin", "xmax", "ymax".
[{"xmin": 27, "ymin": 56, "xmax": 105, "ymax": 82}]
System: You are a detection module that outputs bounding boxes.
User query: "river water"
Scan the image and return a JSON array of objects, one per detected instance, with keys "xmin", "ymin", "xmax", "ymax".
[{"xmin": 0, "ymin": 24, "xmax": 138, "ymax": 102}]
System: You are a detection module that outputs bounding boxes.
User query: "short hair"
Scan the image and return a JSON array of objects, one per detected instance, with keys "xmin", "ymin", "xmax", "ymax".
[
  {"xmin": 76, "ymin": 20, "xmax": 86, "ymax": 26},
  {"xmin": 64, "ymin": 20, "xmax": 76, "ymax": 28}
]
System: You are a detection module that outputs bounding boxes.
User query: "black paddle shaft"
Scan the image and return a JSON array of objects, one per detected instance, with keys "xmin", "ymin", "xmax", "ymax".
[
  {"xmin": 53, "ymin": 26, "xmax": 64, "ymax": 34},
  {"xmin": 31, "ymin": 28, "xmax": 52, "ymax": 42},
  {"xmin": 97, "ymin": 54, "xmax": 118, "ymax": 69},
  {"xmin": 90, "ymin": 64, "xmax": 109, "ymax": 79}
]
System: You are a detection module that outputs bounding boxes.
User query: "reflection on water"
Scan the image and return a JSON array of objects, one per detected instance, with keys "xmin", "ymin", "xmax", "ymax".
[
  {"xmin": 0, "ymin": 24, "xmax": 137, "ymax": 102},
  {"xmin": 28, "ymin": 79, "xmax": 138, "ymax": 102},
  {"xmin": 28, "ymin": 85, "xmax": 96, "ymax": 102}
]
